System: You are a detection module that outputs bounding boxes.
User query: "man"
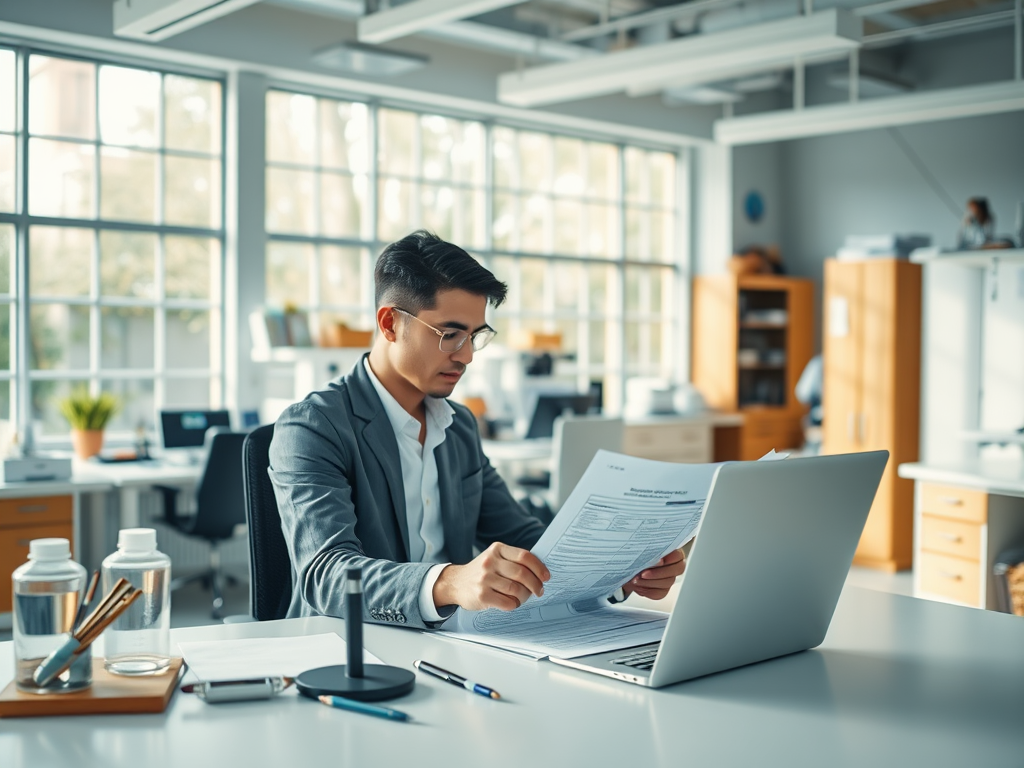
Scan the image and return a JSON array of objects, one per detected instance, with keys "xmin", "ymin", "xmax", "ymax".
[{"xmin": 270, "ymin": 230, "xmax": 685, "ymax": 629}]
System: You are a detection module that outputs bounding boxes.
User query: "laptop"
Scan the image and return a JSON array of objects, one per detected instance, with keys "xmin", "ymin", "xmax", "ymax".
[{"xmin": 548, "ymin": 450, "xmax": 889, "ymax": 687}]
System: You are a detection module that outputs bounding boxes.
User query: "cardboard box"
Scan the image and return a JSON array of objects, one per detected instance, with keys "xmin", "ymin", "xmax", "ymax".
[
  {"xmin": 509, "ymin": 330, "xmax": 562, "ymax": 352},
  {"xmin": 320, "ymin": 323, "xmax": 374, "ymax": 348}
]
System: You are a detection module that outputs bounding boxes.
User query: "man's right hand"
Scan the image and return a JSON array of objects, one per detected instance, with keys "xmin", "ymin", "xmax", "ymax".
[{"xmin": 432, "ymin": 543, "xmax": 550, "ymax": 612}]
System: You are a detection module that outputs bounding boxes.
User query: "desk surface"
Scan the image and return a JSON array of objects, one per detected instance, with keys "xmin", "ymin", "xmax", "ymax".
[
  {"xmin": 899, "ymin": 459, "xmax": 1024, "ymax": 497},
  {"xmin": 73, "ymin": 458, "xmax": 203, "ymax": 488},
  {"xmin": 0, "ymin": 460, "xmax": 202, "ymax": 498},
  {"xmin": 1, "ymin": 586, "xmax": 1022, "ymax": 768}
]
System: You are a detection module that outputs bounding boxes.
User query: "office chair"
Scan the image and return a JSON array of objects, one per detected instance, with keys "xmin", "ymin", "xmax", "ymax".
[
  {"xmin": 242, "ymin": 423, "xmax": 292, "ymax": 622},
  {"xmin": 517, "ymin": 414, "xmax": 625, "ymax": 520},
  {"xmin": 156, "ymin": 428, "xmax": 247, "ymax": 619}
]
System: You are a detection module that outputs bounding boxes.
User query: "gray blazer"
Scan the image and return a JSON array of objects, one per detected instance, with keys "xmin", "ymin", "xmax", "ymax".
[{"xmin": 269, "ymin": 357, "xmax": 546, "ymax": 629}]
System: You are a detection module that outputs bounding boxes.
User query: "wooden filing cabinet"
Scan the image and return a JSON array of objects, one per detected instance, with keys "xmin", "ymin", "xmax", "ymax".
[
  {"xmin": 0, "ymin": 495, "xmax": 75, "ymax": 614},
  {"xmin": 913, "ymin": 482, "xmax": 992, "ymax": 609},
  {"xmin": 623, "ymin": 420, "xmax": 713, "ymax": 464},
  {"xmin": 822, "ymin": 258, "xmax": 921, "ymax": 571}
]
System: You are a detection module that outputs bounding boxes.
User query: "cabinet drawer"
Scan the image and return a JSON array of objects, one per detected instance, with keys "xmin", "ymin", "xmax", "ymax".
[
  {"xmin": 918, "ymin": 550, "xmax": 982, "ymax": 607},
  {"xmin": 0, "ymin": 495, "xmax": 73, "ymax": 527},
  {"xmin": 623, "ymin": 424, "xmax": 711, "ymax": 460},
  {"xmin": 920, "ymin": 514, "xmax": 983, "ymax": 561},
  {"xmin": 0, "ymin": 522, "xmax": 75, "ymax": 614},
  {"xmin": 919, "ymin": 483, "xmax": 987, "ymax": 524}
]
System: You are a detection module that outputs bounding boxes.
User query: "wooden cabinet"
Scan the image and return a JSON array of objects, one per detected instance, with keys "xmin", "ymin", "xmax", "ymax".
[
  {"xmin": 0, "ymin": 495, "xmax": 75, "ymax": 613},
  {"xmin": 692, "ymin": 274, "xmax": 813, "ymax": 461},
  {"xmin": 909, "ymin": 477, "xmax": 1024, "ymax": 610},
  {"xmin": 623, "ymin": 420, "xmax": 713, "ymax": 464},
  {"xmin": 821, "ymin": 258, "xmax": 921, "ymax": 571},
  {"xmin": 915, "ymin": 481, "xmax": 987, "ymax": 607}
]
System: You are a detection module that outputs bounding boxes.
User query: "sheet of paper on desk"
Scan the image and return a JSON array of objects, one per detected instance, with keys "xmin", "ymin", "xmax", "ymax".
[
  {"xmin": 177, "ymin": 633, "xmax": 384, "ymax": 682},
  {"xmin": 442, "ymin": 603, "xmax": 670, "ymax": 659},
  {"xmin": 444, "ymin": 450, "xmax": 719, "ymax": 658}
]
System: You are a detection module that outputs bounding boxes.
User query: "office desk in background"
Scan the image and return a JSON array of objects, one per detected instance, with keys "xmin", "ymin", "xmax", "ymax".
[
  {"xmin": 0, "ymin": 586, "xmax": 1021, "ymax": 768},
  {"xmin": 482, "ymin": 412, "xmax": 745, "ymax": 481},
  {"xmin": 0, "ymin": 460, "xmax": 204, "ymax": 618}
]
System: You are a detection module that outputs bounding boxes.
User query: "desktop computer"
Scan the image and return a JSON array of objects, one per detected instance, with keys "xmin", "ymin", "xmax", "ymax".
[
  {"xmin": 159, "ymin": 410, "xmax": 231, "ymax": 464},
  {"xmin": 524, "ymin": 393, "xmax": 600, "ymax": 440}
]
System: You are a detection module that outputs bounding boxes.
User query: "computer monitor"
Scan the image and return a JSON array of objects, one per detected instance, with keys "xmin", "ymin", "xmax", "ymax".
[
  {"xmin": 160, "ymin": 410, "xmax": 231, "ymax": 450},
  {"xmin": 524, "ymin": 394, "xmax": 600, "ymax": 440}
]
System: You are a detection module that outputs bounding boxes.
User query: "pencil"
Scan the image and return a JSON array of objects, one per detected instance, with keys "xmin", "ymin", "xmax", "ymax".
[{"xmin": 73, "ymin": 570, "xmax": 101, "ymax": 632}]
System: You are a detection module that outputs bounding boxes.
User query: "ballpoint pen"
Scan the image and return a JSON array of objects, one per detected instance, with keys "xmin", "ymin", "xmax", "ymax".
[
  {"xmin": 413, "ymin": 660, "xmax": 501, "ymax": 700},
  {"xmin": 181, "ymin": 676, "xmax": 295, "ymax": 704},
  {"xmin": 317, "ymin": 694, "xmax": 412, "ymax": 722}
]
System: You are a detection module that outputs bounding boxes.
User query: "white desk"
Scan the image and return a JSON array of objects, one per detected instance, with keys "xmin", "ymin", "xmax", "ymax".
[
  {"xmin": 74, "ymin": 459, "xmax": 204, "ymax": 528},
  {"xmin": 0, "ymin": 462, "xmax": 203, "ymax": 594},
  {"xmin": 2, "ymin": 586, "xmax": 1021, "ymax": 768}
]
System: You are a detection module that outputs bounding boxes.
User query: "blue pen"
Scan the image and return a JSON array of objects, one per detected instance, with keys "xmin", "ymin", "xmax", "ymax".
[
  {"xmin": 317, "ymin": 694, "xmax": 412, "ymax": 722},
  {"xmin": 413, "ymin": 660, "xmax": 502, "ymax": 700}
]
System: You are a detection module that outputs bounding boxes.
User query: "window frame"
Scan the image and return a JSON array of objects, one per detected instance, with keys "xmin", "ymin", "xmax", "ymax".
[
  {"xmin": 264, "ymin": 85, "xmax": 689, "ymax": 413},
  {"xmin": 0, "ymin": 44, "xmax": 228, "ymax": 446}
]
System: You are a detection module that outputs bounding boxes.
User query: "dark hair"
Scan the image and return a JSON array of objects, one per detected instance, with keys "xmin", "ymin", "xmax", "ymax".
[
  {"xmin": 968, "ymin": 197, "xmax": 992, "ymax": 224},
  {"xmin": 373, "ymin": 230, "xmax": 507, "ymax": 312}
]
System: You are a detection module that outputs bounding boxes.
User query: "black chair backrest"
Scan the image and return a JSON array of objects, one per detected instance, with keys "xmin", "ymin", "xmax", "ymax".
[
  {"xmin": 191, "ymin": 430, "xmax": 248, "ymax": 541},
  {"xmin": 242, "ymin": 423, "xmax": 292, "ymax": 621}
]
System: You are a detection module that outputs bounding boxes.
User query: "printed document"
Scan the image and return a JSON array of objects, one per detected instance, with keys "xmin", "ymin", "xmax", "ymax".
[
  {"xmin": 442, "ymin": 450, "xmax": 720, "ymax": 659},
  {"xmin": 178, "ymin": 633, "xmax": 383, "ymax": 682}
]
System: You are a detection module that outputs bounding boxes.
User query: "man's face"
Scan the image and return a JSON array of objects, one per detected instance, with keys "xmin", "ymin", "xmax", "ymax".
[{"xmin": 390, "ymin": 288, "xmax": 489, "ymax": 400}]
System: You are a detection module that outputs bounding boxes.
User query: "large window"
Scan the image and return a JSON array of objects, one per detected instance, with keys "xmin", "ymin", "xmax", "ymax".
[
  {"xmin": 265, "ymin": 89, "xmax": 685, "ymax": 411},
  {"xmin": 0, "ymin": 48, "xmax": 225, "ymax": 441},
  {"xmin": 0, "ymin": 49, "xmax": 16, "ymax": 426}
]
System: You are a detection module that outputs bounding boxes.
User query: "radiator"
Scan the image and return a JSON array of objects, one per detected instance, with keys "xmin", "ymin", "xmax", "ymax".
[{"xmin": 139, "ymin": 489, "xmax": 251, "ymax": 579}]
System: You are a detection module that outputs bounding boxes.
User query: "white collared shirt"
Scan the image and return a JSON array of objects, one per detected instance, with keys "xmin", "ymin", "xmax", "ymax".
[{"xmin": 364, "ymin": 359, "xmax": 453, "ymax": 622}]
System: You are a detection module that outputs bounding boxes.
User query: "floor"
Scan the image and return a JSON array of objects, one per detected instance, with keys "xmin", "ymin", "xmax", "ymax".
[{"xmin": 0, "ymin": 565, "xmax": 916, "ymax": 642}]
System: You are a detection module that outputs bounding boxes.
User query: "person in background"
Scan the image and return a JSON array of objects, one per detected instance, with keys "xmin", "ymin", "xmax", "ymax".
[
  {"xmin": 269, "ymin": 230, "xmax": 687, "ymax": 629},
  {"xmin": 957, "ymin": 197, "xmax": 995, "ymax": 250}
]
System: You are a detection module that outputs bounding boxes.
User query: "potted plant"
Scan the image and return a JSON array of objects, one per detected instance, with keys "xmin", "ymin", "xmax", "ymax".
[{"xmin": 58, "ymin": 390, "xmax": 120, "ymax": 459}]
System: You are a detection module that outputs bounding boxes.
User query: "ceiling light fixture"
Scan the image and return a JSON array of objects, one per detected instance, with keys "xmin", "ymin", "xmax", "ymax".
[
  {"xmin": 714, "ymin": 80, "xmax": 1024, "ymax": 145},
  {"xmin": 497, "ymin": 9, "xmax": 861, "ymax": 108},
  {"xmin": 358, "ymin": 0, "xmax": 526, "ymax": 45},
  {"xmin": 113, "ymin": 0, "xmax": 261, "ymax": 41},
  {"xmin": 313, "ymin": 41, "xmax": 429, "ymax": 76}
]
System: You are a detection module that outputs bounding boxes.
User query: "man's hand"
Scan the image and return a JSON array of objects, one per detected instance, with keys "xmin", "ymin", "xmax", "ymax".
[
  {"xmin": 622, "ymin": 549, "xmax": 686, "ymax": 601},
  {"xmin": 433, "ymin": 543, "xmax": 550, "ymax": 612}
]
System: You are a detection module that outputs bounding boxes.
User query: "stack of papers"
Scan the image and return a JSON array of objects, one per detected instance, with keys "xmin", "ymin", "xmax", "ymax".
[
  {"xmin": 177, "ymin": 633, "xmax": 383, "ymax": 682},
  {"xmin": 442, "ymin": 451, "xmax": 721, "ymax": 659}
]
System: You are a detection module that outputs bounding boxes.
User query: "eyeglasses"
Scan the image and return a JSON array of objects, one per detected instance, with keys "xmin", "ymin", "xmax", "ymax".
[{"xmin": 392, "ymin": 307, "xmax": 497, "ymax": 353}]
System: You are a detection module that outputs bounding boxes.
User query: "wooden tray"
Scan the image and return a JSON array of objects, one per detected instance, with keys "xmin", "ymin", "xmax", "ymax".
[{"xmin": 0, "ymin": 657, "xmax": 183, "ymax": 718}]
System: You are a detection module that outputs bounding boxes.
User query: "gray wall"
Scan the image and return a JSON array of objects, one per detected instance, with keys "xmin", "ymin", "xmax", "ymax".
[
  {"xmin": 778, "ymin": 110, "xmax": 1024, "ymax": 284},
  {"xmin": 726, "ymin": 28, "xmax": 1024, "ymax": 348},
  {"xmin": 728, "ymin": 28, "xmax": 1024, "ymax": 459}
]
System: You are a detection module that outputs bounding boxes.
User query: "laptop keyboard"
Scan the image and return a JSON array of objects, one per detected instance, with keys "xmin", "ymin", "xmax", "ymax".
[{"xmin": 610, "ymin": 645, "xmax": 660, "ymax": 671}]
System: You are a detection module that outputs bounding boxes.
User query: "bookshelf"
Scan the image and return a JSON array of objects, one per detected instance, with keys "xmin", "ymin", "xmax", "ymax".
[{"xmin": 692, "ymin": 274, "xmax": 814, "ymax": 460}]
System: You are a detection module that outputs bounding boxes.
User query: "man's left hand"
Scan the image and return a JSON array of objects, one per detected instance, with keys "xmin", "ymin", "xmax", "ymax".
[{"xmin": 622, "ymin": 549, "xmax": 686, "ymax": 600}]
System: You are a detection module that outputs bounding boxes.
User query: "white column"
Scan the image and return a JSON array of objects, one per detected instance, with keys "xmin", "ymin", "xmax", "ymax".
[
  {"xmin": 224, "ymin": 71, "xmax": 268, "ymax": 420},
  {"xmin": 692, "ymin": 143, "xmax": 732, "ymax": 277}
]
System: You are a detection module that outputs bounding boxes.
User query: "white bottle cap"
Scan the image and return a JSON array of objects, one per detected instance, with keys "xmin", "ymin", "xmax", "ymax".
[
  {"xmin": 118, "ymin": 528, "xmax": 157, "ymax": 553},
  {"xmin": 29, "ymin": 538, "xmax": 71, "ymax": 561}
]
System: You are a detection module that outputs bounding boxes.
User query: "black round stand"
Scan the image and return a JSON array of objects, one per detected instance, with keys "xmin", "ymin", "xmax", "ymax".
[
  {"xmin": 296, "ymin": 567, "xmax": 416, "ymax": 703},
  {"xmin": 296, "ymin": 664, "xmax": 416, "ymax": 702}
]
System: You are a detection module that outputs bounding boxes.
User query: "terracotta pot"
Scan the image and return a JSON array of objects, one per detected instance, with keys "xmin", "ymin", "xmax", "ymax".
[{"xmin": 71, "ymin": 429, "xmax": 104, "ymax": 459}]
